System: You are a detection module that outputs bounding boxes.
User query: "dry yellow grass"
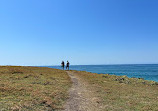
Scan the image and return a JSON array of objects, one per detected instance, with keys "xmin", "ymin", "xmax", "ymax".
[
  {"xmin": 1, "ymin": 66, "xmax": 158, "ymax": 111},
  {"xmin": 0, "ymin": 66, "xmax": 71, "ymax": 111},
  {"xmin": 71, "ymin": 70, "xmax": 158, "ymax": 111}
]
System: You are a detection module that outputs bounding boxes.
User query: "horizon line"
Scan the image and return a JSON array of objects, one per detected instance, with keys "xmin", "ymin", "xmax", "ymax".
[{"xmin": 1, "ymin": 63, "xmax": 158, "ymax": 66}]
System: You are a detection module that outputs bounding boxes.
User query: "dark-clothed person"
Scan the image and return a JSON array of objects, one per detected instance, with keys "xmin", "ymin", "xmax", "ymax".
[
  {"xmin": 61, "ymin": 61, "xmax": 65, "ymax": 70},
  {"xmin": 66, "ymin": 61, "xmax": 70, "ymax": 70}
]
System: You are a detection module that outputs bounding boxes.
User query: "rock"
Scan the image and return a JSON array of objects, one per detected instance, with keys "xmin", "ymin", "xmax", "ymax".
[
  {"xmin": 102, "ymin": 75, "xmax": 108, "ymax": 78},
  {"xmin": 115, "ymin": 78, "xmax": 125, "ymax": 81},
  {"xmin": 138, "ymin": 78, "xmax": 144, "ymax": 80}
]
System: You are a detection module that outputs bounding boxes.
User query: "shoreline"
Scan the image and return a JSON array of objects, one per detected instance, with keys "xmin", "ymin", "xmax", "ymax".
[
  {"xmin": 40, "ymin": 64, "xmax": 158, "ymax": 82},
  {"xmin": 69, "ymin": 70, "xmax": 158, "ymax": 86},
  {"xmin": 97, "ymin": 72, "xmax": 158, "ymax": 82}
]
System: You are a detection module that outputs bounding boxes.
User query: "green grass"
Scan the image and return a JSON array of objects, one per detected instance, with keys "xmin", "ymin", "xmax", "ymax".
[
  {"xmin": 71, "ymin": 70, "xmax": 158, "ymax": 111},
  {"xmin": 0, "ymin": 66, "xmax": 71, "ymax": 111}
]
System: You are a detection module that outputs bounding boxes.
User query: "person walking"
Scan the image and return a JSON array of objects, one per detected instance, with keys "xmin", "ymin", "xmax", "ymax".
[
  {"xmin": 61, "ymin": 61, "xmax": 65, "ymax": 70},
  {"xmin": 66, "ymin": 61, "xmax": 70, "ymax": 70}
]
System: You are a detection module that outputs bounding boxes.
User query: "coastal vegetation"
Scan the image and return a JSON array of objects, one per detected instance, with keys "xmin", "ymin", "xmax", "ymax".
[
  {"xmin": 0, "ymin": 66, "xmax": 71, "ymax": 110},
  {"xmin": 1, "ymin": 66, "xmax": 158, "ymax": 110},
  {"xmin": 71, "ymin": 70, "xmax": 158, "ymax": 111}
]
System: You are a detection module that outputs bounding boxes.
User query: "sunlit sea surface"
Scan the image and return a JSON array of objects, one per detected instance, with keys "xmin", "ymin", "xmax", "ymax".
[{"xmin": 40, "ymin": 64, "xmax": 158, "ymax": 82}]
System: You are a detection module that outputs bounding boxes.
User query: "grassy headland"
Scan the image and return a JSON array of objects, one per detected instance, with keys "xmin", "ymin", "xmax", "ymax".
[
  {"xmin": 1, "ymin": 66, "xmax": 158, "ymax": 111},
  {"xmin": 71, "ymin": 70, "xmax": 158, "ymax": 111},
  {"xmin": 0, "ymin": 66, "xmax": 71, "ymax": 110}
]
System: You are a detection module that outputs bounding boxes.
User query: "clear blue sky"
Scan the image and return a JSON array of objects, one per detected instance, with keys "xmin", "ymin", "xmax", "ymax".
[{"xmin": 0, "ymin": 0, "xmax": 158, "ymax": 65}]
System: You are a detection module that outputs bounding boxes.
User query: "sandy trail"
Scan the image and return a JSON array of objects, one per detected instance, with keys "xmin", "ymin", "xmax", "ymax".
[{"xmin": 64, "ymin": 71, "xmax": 102, "ymax": 111}]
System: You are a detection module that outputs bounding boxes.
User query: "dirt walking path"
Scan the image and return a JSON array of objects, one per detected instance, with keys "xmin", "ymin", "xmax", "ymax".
[{"xmin": 64, "ymin": 71, "xmax": 103, "ymax": 111}]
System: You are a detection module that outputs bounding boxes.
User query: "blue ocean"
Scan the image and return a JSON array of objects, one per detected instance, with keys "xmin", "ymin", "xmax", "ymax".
[{"xmin": 43, "ymin": 64, "xmax": 158, "ymax": 82}]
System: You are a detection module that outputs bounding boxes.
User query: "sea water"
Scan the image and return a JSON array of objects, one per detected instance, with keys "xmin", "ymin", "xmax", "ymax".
[{"xmin": 43, "ymin": 64, "xmax": 158, "ymax": 82}]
